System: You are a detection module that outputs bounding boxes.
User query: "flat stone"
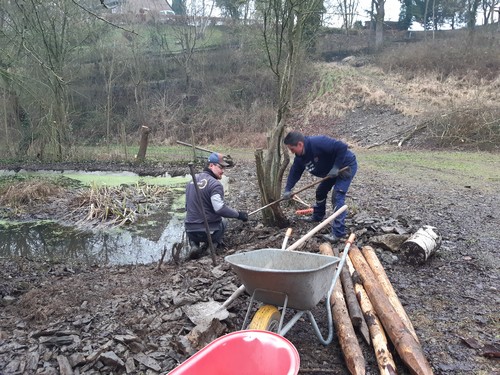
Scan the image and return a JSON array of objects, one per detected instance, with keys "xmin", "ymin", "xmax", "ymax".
[
  {"xmin": 56, "ymin": 355, "xmax": 73, "ymax": 375},
  {"xmin": 100, "ymin": 351, "xmax": 125, "ymax": 368},
  {"xmin": 133, "ymin": 353, "xmax": 161, "ymax": 372}
]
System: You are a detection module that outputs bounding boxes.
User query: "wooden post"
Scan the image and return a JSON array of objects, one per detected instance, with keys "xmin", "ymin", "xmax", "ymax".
[
  {"xmin": 349, "ymin": 245, "xmax": 433, "ymax": 375},
  {"xmin": 361, "ymin": 246, "xmax": 419, "ymax": 343},
  {"xmin": 346, "ymin": 257, "xmax": 397, "ymax": 375},
  {"xmin": 319, "ymin": 242, "xmax": 366, "ymax": 375},
  {"xmin": 332, "ymin": 246, "xmax": 370, "ymax": 345},
  {"xmin": 135, "ymin": 125, "xmax": 150, "ymax": 163}
]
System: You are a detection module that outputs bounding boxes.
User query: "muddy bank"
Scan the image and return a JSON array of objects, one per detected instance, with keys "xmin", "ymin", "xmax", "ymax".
[{"xmin": 1, "ymin": 157, "xmax": 499, "ymax": 374}]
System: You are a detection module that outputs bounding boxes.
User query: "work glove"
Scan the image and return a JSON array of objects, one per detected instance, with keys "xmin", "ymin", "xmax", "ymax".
[
  {"xmin": 282, "ymin": 190, "xmax": 293, "ymax": 200},
  {"xmin": 238, "ymin": 211, "xmax": 249, "ymax": 222},
  {"xmin": 327, "ymin": 166, "xmax": 339, "ymax": 178}
]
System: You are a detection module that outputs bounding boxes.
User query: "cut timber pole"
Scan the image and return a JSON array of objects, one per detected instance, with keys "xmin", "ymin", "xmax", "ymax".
[
  {"xmin": 332, "ymin": 246, "xmax": 370, "ymax": 345},
  {"xmin": 346, "ymin": 256, "xmax": 397, "ymax": 375},
  {"xmin": 319, "ymin": 242, "xmax": 366, "ymax": 375},
  {"xmin": 361, "ymin": 246, "xmax": 419, "ymax": 344},
  {"xmin": 349, "ymin": 245, "xmax": 433, "ymax": 375},
  {"xmin": 135, "ymin": 125, "xmax": 150, "ymax": 163}
]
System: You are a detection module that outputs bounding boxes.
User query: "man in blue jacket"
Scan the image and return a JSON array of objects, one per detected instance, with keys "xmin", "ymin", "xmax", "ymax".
[
  {"xmin": 185, "ymin": 152, "xmax": 248, "ymax": 259},
  {"xmin": 282, "ymin": 131, "xmax": 358, "ymax": 243}
]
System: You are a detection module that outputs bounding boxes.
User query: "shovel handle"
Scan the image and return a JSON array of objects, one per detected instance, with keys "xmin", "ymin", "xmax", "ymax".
[
  {"xmin": 177, "ymin": 140, "xmax": 214, "ymax": 154},
  {"xmin": 286, "ymin": 205, "xmax": 348, "ymax": 251},
  {"xmin": 281, "ymin": 228, "xmax": 293, "ymax": 250},
  {"xmin": 248, "ymin": 166, "xmax": 349, "ymax": 216}
]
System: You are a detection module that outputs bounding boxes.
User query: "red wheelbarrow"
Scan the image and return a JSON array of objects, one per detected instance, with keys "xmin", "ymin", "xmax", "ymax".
[{"xmin": 167, "ymin": 330, "xmax": 300, "ymax": 375}]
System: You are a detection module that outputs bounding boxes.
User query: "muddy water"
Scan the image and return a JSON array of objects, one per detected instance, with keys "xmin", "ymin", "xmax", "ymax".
[{"xmin": 0, "ymin": 169, "xmax": 195, "ymax": 265}]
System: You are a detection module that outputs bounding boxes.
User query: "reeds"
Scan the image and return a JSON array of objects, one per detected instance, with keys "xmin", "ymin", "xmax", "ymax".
[{"xmin": 71, "ymin": 182, "xmax": 172, "ymax": 227}]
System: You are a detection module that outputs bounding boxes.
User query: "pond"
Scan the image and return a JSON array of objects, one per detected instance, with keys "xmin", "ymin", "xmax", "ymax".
[{"xmin": 0, "ymin": 169, "xmax": 210, "ymax": 265}]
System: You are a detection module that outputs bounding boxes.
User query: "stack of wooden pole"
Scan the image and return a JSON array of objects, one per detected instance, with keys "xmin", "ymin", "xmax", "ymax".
[{"xmin": 320, "ymin": 243, "xmax": 434, "ymax": 375}]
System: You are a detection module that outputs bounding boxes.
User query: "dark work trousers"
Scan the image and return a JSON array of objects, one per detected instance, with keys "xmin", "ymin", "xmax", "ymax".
[
  {"xmin": 186, "ymin": 219, "xmax": 227, "ymax": 246},
  {"xmin": 313, "ymin": 162, "xmax": 358, "ymax": 237}
]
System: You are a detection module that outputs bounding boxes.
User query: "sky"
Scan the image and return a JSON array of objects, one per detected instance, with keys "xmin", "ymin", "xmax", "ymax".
[{"xmin": 324, "ymin": 0, "xmax": 403, "ymax": 27}]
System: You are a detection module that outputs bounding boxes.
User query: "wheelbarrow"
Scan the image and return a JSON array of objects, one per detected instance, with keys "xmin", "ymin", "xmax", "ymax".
[
  {"xmin": 225, "ymin": 224, "xmax": 355, "ymax": 345},
  {"xmin": 167, "ymin": 330, "xmax": 300, "ymax": 375}
]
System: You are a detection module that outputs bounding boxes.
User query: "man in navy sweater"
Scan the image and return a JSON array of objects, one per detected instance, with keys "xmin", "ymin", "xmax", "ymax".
[
  {"xmin": 185, "ymin": 152, "xmax": 248, "ymax": 259},
  {"xmin": 282, "ymin": 131, "xmax": 358, "ymax": 242}
]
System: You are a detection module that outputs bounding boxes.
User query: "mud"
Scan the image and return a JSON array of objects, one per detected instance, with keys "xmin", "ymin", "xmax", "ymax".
[{"xmin": 1, "ymin": 148, "xmax": 499, "ymax": 374}]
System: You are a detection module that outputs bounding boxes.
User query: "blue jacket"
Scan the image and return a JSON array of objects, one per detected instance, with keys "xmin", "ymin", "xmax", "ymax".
[{"xmin": 285, "ymin": 136, "xmax": 357, "ymax": 191}]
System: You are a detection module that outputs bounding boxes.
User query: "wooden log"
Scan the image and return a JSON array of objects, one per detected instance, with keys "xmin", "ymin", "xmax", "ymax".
[
  {"xmin": 136, "ymin": 125, "xmax": 150, "ymax": 163},
  {"xmin": 332, "ymin": 247, "xmax": 370, "ymax": 345},
  {"xmin": 349, "ymin": 245, "xmax": 433, "ymax": 375},
  {"xmin": 319, "ymin": 243, "xmax": 366, "ymax": 375},
  {"xmin": 346, "ymin": 256, "xmax": 398, "ymax": 375},
  {"xmin": 361, "ymin": 246, "xmax": 419, "ymax": 344}
]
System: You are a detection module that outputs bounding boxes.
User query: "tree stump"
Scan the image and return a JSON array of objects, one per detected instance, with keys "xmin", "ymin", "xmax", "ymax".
[{"xmin": 135, "ymin": 125, "xmax": 150, "ymax": 163}]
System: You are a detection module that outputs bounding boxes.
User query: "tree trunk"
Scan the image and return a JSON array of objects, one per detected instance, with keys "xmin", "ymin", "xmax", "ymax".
[
  {"xmin": 136, "ymin": 125, "xmax": 150, "ymax": 163},
  {"xmin": 319, "ymin": 243, "xmax": 366, "ymax": 375},
  {"xmin": 255, "ymin": 147, "xmax": 289, "ymax": 227},
  {"xmin": 349, "ymin": 245, "xmax": 433, "ymax": 375},
  {"xmin": 346, "ymin": 256, "xmax": 397, "ymax": 375},
  {"xmin": 375, "ymin": 0, "xmax": 385, "ymax": 50},
  {"xmin": 361, "ymin": 246, "xmax": 419, "ymax": 343}
]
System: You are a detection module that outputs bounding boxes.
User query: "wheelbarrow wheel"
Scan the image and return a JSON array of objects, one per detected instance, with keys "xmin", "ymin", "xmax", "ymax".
[{"xmin": 248, "ymin": 305, "xmax": 281, "ymax": 332}]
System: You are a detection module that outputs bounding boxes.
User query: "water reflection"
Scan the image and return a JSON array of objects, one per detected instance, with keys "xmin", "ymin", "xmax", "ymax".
[
  {"xmin": 0, "ymin": 168, "xmax": 192, "ymax": 265},
  {"xmin": 0, "ymin": 215, "xmax": 189, "ymax": 265}
]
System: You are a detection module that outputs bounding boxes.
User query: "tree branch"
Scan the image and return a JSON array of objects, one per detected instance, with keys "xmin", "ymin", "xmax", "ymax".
[{"xmin": 70, "ymin": 0, "xmax": 138, "ymax": 35}]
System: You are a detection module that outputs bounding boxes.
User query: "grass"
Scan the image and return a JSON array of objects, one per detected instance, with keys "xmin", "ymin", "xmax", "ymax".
[{"xmin": 355, "ymin": 149, "xmax": 500, "ymax": 188}]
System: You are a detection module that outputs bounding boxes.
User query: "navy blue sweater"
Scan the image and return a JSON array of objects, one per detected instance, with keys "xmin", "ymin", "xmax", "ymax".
[
  {"xmin": 285, "ymin": 136, "xmax": 356, "ymax": 191},
  {"xmin": 185, "ymin": 168, "xmax": 239, "ymax": 232}
]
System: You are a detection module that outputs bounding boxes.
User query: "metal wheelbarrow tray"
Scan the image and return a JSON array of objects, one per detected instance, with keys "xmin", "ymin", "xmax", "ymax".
[
  {"xmin": 225, "ymin": 248, "xmax": 340, "ymax": 310},
  {"xmin": 225, "ymin": 248, "xmax": 344, "ymax": 345}
]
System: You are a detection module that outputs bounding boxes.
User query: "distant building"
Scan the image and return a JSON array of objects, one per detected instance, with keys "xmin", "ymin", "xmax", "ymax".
[{"xmin": 102, "ymin": 0, "xmax": 174, "ymax": 15}]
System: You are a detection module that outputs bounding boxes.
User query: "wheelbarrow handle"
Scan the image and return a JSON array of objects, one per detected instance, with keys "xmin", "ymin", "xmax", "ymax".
[{"xmin": 330, "ymin": 233, "xmax": 356, "ymax": 295}]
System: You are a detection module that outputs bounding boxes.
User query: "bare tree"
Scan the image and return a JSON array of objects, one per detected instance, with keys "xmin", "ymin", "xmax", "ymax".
[
  {"xmin": 161, "ymin": 0, "xmax": 216, "ymax": 93},
  {"xmin": 96, "ymin": 40, "xmax": 124, "ymax": 149},
  {"xmin": 255, "ymin": 0, "xmax": 323, "ymax": 227},
  {"xmin": 336, "ymin": 0, "xmax": 360, "ymax": 33},
  {"xmin": 3, "ymin": 0, "xmax": 95, "ymax": 160},
  {"xmin": 372, "ymin": 0, "xmax": 385, "ymax": 49}
]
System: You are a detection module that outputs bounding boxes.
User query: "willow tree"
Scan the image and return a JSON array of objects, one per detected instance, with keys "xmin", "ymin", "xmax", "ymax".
[{"xmin": 255, "ymin": 0, "xmax": 323, "ymax": 227}]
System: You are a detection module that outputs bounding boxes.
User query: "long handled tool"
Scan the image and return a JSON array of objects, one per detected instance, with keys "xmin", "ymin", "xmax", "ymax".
[
  {"xmin": 248, "ymin": 167, "xmax": 348, "ymax": 216},
  {"xmin": 177, "ymin": 140, "xmax": 234, "ymax": 167},
  {"xmin": 177, "ymin": 140, "xmax": 214, "ymax": 154}
]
